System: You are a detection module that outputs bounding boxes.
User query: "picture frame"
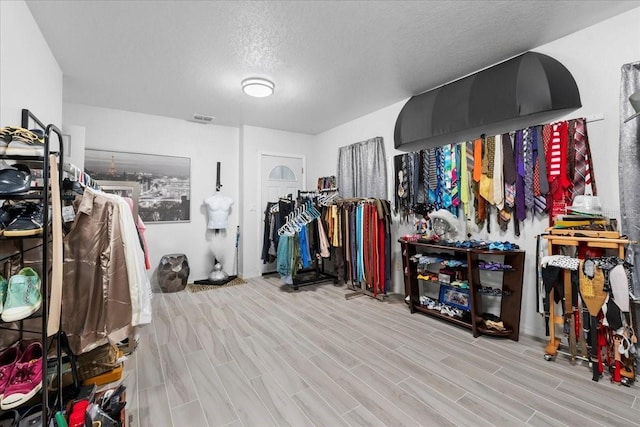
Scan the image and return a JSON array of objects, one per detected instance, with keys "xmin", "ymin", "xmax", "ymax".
[
  {"xmin": 439, "ymin": 285, "xmax": 470, "ymax": 311},
  {"xmin": 84, "ymin": 149, "xmax": 191, "ymax": 223}
]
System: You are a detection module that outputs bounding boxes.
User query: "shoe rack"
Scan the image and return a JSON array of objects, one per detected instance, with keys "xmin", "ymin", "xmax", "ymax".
[
  {"xmin": 399, "ymin": 239, "xmax": 526, "ymax": 341},
  {"xmin": 0, "ymin": 109, "xmax": 65, "ymax": 423}
]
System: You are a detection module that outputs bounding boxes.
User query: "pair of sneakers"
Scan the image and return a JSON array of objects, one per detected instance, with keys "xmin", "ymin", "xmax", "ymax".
[
  {"xmin": 0, "ymin": 269, "xmax": 42, "ymax": 323},
  {"xmin": 0, "ymin": 341, "xmax": 43, "ymax": 410},
  {"xmin": 0, "ymin": 202, "xmax": 44, "ymax": 237},
  {"xmin": 0, "ymin": 127, "xmax": 45, "ymax": 157}
]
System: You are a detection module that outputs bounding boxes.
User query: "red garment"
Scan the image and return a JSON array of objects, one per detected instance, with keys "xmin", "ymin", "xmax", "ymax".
[{"xmin": 378, "ymin": 217, "xmax": 385, "ymax": 295}]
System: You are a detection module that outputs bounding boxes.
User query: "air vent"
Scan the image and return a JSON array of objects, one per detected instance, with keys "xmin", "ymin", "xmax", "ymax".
[{"xmin": 192, "ymin": 114, "xmax": 215, "ymax": 123}]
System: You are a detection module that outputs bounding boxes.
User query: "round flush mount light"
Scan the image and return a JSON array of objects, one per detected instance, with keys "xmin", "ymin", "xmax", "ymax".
[{"xmin": 241, "ymin": 77, "xmax": 275, "ymax": 98}]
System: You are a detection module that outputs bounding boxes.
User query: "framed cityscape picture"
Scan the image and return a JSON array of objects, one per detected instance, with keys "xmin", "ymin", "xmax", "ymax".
[{"xmin": 84, "ymin": 149, "xmax": 191, "ymax": 223}]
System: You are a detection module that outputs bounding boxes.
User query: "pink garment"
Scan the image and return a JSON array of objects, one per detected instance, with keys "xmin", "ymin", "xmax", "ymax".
[{"xmin": 124, "ymin": 197, "xmax": 151, "ymax": 270}]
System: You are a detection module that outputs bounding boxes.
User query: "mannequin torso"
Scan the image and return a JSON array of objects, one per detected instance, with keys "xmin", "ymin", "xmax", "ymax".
[{"xmin": 204, "ymin": 193, "xmax": 233, "ymax": 229}]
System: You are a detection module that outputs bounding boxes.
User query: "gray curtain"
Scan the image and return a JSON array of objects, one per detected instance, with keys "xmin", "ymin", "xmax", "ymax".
[
  {"xmin": 619, "ymin": 62, "xmax": 640, "ymax": 298},
  {"xmin": 337, "ymin": 136, "xmax": 387, "ymax": 199}
]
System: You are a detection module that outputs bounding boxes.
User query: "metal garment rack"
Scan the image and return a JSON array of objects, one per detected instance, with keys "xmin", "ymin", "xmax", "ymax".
[
  {"xmin": 283, "ymin": 191, "xmax": 337, "ymax": 290},
  {"xmin": 0, "ymin": 109, "xmax": 69, "ymax": 422},
  {"xmin": 338, "ymin": 198, "xmax": 389, "ymax": 302}
]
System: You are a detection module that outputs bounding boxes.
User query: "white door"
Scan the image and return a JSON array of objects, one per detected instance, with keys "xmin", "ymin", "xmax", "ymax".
[{"xmin": 260, "ymin": 154, "xmax": 304, "ymax": 273}]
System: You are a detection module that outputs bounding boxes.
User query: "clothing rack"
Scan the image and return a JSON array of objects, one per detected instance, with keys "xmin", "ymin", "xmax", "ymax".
[
  {"xmin": 330, "ymin": 197, "xmax": 392, "ymax": 302},
  {"xmin": 283, "ymin": 197, "xmax": 337, "ymax": 290}
]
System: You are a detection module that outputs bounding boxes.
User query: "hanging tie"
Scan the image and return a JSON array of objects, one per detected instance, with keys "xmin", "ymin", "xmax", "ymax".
[
  {"xmin": 515, "ymin": 130, "xmax": 527, "ymax": 221},
  {"xmin": 532, "ymin": 126, "xmax": 547, "ymax": 213},
  {"xmin": 524, "ymin": 128, "xmax": 535, "ymax": 213},
  {"xmin": 572, "ymin": 118, "xmax": 589, "ymax": 202},
  {"xmin": 442, "ymin": 145, "xmax": 452, "ymax": 208},
  {"xmin": 479, "ymin": 135, "xmax": 495, "ymax": 204},
  {"xmin": 499, "ymin": 132, "xmax": 516, "ymax": 230},
  {"xmin": 450, "ymin": 144, "xmax": 459, "ymax": 214},
  {"xmin": 473, "ymin": 138, "xmax": 483, "ymax": 182},
  {"xmin": 582, "ymin": 119, "xmax": 597, "ymax": 195},
  {"xmin": 466, "ymin": 141, "xmax": 475, "ymax": 171},
  {"xmin": 460, "ymin": 143, "xmax": 469, "ymax": 216},
  {"xmin": 422, "ymin": 150, "xmax": 431, "ymax": 209},
  {"xmin": 435, "ymin": 147, "xmax": 444, "ymax": 210},
  {"xmin": 427, "ymin": 148, "xmax": 437, "ymax": 204},
  {"xmin": 492, "ymin": 134, "xmax": 504, "ymax": 210}
]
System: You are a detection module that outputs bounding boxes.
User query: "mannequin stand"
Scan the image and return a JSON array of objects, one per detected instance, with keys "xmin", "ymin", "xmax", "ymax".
[{"xmin": 193, "ymin": 275, "xmax": 238, "ymax": 286}]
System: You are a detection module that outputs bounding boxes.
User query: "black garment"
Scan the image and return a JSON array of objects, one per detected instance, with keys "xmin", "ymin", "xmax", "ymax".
[
  {"xmin": 542, "ymin": 266, "xmax": 564, "ymax": 313},
  {"xmin": 261, "ymin": 202, "xmax": 276, "ymax": 264}
]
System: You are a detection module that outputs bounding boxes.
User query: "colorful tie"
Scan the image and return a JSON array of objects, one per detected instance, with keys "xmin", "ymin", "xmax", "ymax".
[
  {"xmin": 435, "ymin": 147, "xmax": 443, "ymax": 210},
  {"xmin": 441, "ymin": 145, "xmax": 452, "ymax": 208}
]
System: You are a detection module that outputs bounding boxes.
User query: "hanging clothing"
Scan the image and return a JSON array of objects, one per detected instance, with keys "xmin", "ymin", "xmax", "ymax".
[{"xmin": 63, "ymin": 189, "xmax": 132, "ymax": 355}]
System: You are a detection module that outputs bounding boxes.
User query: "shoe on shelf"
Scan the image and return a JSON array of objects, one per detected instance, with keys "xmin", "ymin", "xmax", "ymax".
[
  {"xmin": 2, "ymin": 202, "xmax": 43, "ymax": 237},
  {"xmin": 3, "ymin": 128, "xmax": 45, "ymax": 157},
  {"xmin": 0, "ymin": 345, "xmax": 19, "ymax": 402},
  {"xmin": 1, "ymin": 268, "xmax": 42, "ymax": 322},
  {"xmin": 0, "ymin": 164, "xmax": 31, "ymax": 196},
  {"xmin": 0, "ymin": 342, "xmax": 42, "ymax": 410},
  {"xmin": 0, "ymin": 275, "xmax": 7, "ymax": 314}
]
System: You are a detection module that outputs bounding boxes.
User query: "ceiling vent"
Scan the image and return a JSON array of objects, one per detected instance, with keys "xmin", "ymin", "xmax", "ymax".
[
  {"xmin": 190, "ymin": 114, "xmax": 215, "ymax": 124},
  {"xmin": 394, "ymin": 51, "xmax": 582, "ymax": 151}
]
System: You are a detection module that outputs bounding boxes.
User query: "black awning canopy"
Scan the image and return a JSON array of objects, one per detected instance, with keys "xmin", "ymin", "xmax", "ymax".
[{"xmin": 394, "ymin": 52, "xmax": 581, "ymax": 150}]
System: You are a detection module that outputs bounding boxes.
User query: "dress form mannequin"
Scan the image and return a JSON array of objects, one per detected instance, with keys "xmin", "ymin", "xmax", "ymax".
[
  {"xmin": 204, "ymin": 192, "xmax": 233, "ymax": 281},
  {"xmin": 204, "ymin": 192, "xmax": 233, "ymax": 231}
]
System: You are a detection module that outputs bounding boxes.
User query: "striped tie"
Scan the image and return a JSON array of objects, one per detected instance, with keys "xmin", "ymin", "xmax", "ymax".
[
  {"xmin": 422, "ymin": 150, "xmax": 430, "ymax": 208},
  {"xmin": 582, "ymin": 120, "xmax": 597, "ymax": 195},
  {"xmin": 524, "ymin": 128, "xmax": 535, "ymax": 212},
  {"xmin": 530, "ymin": 126, "xmax": 545, "ymax": 213},
  {"xmin": 466, "ymin": 141, "xmax": 475, "ymax": 172},
  {"xmin": 572, "ymin": 118, "xmax": 588, "ymax": 202}
]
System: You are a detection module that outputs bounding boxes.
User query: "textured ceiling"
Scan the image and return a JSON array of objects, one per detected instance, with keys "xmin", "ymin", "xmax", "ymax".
[{"xmin": 26, "ymin": 1, "xmax": 640, "ymax": 135}]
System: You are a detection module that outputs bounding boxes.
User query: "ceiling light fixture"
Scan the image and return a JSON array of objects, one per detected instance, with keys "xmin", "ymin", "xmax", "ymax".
[{"xmin": 242, "ymin": 77, "xmax": 275, "ymax": 98}]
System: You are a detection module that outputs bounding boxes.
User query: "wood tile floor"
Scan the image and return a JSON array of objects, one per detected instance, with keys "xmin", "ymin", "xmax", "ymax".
[{"xmin": 123, "ymin": 276, "xmax": 640, "ymax": 426}]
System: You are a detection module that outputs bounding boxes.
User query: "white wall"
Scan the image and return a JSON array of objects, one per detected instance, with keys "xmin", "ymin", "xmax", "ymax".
[
  {"xmin": 0, "ymin": 0, "xmax": 62, "ymax": 128},
  {"xmin": 310, "ymin": 8, "xmax": 640, "ymax": 338},
  {"xmin": 63, "ymin": 103, "xmax": 240, "ymax": 285},
  {"xmin": 240, "ymin": 125, "xmax": 314, "ymax": 278}
]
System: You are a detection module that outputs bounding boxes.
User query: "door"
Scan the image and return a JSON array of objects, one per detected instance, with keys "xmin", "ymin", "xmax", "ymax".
[{"xmin": 260, "ymin": 154, "xmax": 304, "ymax": 273}]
